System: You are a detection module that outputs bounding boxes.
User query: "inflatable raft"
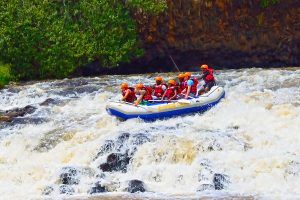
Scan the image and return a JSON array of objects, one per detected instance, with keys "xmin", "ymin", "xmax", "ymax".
[{"xmin": 106, "ymin": 86, "xmax": 225, "ymax": 120}]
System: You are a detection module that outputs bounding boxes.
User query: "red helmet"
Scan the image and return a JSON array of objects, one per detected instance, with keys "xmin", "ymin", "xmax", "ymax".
[{"xmin": 136, "ymin": 83, "xmax": 144, "ymax": 89}]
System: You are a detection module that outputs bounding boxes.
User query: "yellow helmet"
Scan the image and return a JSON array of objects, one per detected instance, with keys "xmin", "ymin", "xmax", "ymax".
[
  {"xmin": 155, "ymin": 76, "xmax": 163, "ymax": 81},
  {"xmin": 136, "ymin": 83, "xmax": 144, "ymax": 89},
  {"xmin": 178, "ymin": 73, "xmax": 185, "ymax": 79},
  {"xmin": 168, "ymin": 79, "xmax": 176, "ymax": 85},
  {"xmin": 120, "ymin": 82, "xmax": 128, "ymax": 89},
  {"xmin": 184, "ymin": 72, "xmax": 191, "ymax": 77},
  {"xmin": 201, "ymin": 64, "xmax": 208, "ymax": 69}
]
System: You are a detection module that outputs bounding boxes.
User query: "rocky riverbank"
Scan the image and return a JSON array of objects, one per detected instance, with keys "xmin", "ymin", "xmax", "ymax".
[{"xmin": 75, "ymin": 0, "xmax": 300, "ymax": 76}]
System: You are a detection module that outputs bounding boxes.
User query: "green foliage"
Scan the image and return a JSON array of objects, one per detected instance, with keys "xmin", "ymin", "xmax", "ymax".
[
  {"xmin": 125, "ymin": 0, "xmax": 167, "ymax": 14},
  {"xmin": 0, "ymin": 63, "xmax": 13, "ymax": 87},
  {"xmin": 260, "ymin": 0, "xmax": 280, "ymax": 8},
  {"xmin": 0, "ymin": 0, "xmax": 143, "ymax": 79}
]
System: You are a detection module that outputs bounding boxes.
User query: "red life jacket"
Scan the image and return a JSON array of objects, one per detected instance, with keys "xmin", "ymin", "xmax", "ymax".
[
  {"xmin": 122, "ymin": 87, "xmax": 136, "ymax": 103},
  {"xmin": 177, "ymin": 82, "xmax": 185, "ymax": 94},
  {"xmin": 204, "ymin": 68, "xmax": 215, "ymax": 82},
  {"xmin": 190, "ymin": 78, "xmax": 198, "ymax": 94},
  {"xmin": 154, "ymin": 84, "xmax": 165, "ymax": 97},
  {"xmin": 165, "ymin": 86, "xmax": 177, "ymax": 99},
  {"xmin": 141, "ymin": 86, "xmax": 153, "ymax": 100},
  {"xmin": 183, "ymin": 78, "xmax": 198, "ymax": 94}
]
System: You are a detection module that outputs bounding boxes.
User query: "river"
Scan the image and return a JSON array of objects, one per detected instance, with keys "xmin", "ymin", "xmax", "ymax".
[{"xmin": 0, "ymin": 68, "xmax": 299, "ymax": 200}]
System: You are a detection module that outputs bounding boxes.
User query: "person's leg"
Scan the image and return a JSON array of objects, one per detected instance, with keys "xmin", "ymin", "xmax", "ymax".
[{"xmin": 198, "ymin": 86, "xmax": 205, "ymax": 95}]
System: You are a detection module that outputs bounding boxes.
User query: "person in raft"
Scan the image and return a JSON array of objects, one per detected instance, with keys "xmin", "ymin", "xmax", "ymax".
[
  {"xmin": 161, "ymin": 80, "xmax": 178, "ymax": 101},
  {"xmin": 134, "ymin": 83, "xmax": 153, "ymax": 105},
  {"xmin": 152, "ymin": 76, "xmax": 167, "ymax": 99},
  {"xmin": 120, "ymin": 82, "xmax": 136, "ymax": 103},
  {"xmin": 198, "ymin": 64, "xmax": 216, "ymax": 95},
  {"xmin": 180, "ymin": 72, "xmax": 199, "ymax": 99},
  {"xmin": 176, "ymin": 73, "xmax": 185, "ymax": 94}
]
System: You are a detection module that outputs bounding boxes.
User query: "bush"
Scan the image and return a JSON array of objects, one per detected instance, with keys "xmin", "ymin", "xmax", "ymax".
[{"xmin": 0, "ymin": 63, "xmax": 13, "ymax": 87}]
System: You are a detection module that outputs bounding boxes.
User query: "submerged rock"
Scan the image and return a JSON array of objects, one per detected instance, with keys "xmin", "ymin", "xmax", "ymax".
[
  {"xmin": 59, "ymin": 167, "xmax": 80, "ymax": 185},
  {"xmin": 89, "ymin": 181, "xmax": 107, "ymax": 194},
  {"xmin": 42, "ymin": 186, "xmax": 54, "ymax": 195},
  {"xmin": 197, "ymin": 184, "xmax": 215, "ymax": 192},
  {"xmin": 59, "ymin": 184, "xmax": 74, "ymax": 195},
  {"xmin": 99, "ymin": 153, "xmax": 131, "ymax": 172},
  {"xmin": 127, "ymin": 180, "xmax": 146, "ymax": 193},
  {"xmin": 39, "ymin": 98, "xmax": 57, "ymax": 106},
  {"xmin": 213, "ymin": 173, "xmax": 229, "ymax": 190}
]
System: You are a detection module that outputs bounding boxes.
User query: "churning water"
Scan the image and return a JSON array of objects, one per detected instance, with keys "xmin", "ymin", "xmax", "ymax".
[{"xmin": 0, "ymin": 68, "xmax": 299, "ymax": 200}]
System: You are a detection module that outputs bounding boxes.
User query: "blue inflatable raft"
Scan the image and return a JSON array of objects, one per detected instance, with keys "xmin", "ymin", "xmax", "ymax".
[{"xmin": 106, "ymin": 86, "xmax": 225, "ymax": 120}]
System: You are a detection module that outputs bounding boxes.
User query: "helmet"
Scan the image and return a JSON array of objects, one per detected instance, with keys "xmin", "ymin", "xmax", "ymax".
[
  {"xmin": 184, "ymin": 72, "xmax": 191, "ymax": 77},
  {"xmin": 201, "ymin": 64, "xmax": 208, "ymax": 69},
  {"xmin": 136, "ymin": 83, "xmax": 144, "ymax": 89},
  {"xmin": 120, "ymin": 82, "xmax": 128, "ymax": 89},
  {"xmin": 155, "ymin": 76, "xmax": 163, "ymax": 81},
  {"xmin": 178, "ymin": 73, "xmax": 185, "ymax": 79},
  {"xmin": 168, "ymin": 79, "xmax": 176, "ymax": 85}
]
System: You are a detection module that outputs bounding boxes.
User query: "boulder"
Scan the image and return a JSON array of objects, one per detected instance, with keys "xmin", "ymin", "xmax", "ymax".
[
  {"xmin": 89, "ymin": 181, "xmax": 107, "ymax": 194},
  {"xmin": 0, "ymin": 105, "xmax": 36, "ymax": 123},
  {"xmin": 99, "ymin": 153, "xmax": 131, "ymax": 172},
  {"xmin": 39, "ymin": 98, "xmax": 57, "ymax": 106},
  {"xmin": 127, "ymin": 180, "xmax": 146, "ymax": 193},
  {"xmin": 59, "ymin": 167, "xmax": 80, "ymax": 185},
  {"xmin": 213, "ymin": 173, "xmax": 229, "ymax": 190}
]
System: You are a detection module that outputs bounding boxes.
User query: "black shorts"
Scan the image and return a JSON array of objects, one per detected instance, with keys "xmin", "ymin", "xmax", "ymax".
[{"xmin": 203, "ymin": 81, "xmax": 216, "ymax": 90}]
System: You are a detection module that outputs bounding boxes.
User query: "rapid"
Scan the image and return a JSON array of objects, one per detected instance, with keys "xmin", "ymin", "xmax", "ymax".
[{"xmin": 0, "ymin": 68, "xmax": 299, "ymax": 200}]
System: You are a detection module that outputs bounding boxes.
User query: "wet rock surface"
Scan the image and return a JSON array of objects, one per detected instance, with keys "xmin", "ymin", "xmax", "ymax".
[
  {"xmin": 59, "ymin": 167, "xmax": 80, "ymax": 185},
  {"xmin": 96, "ymin": 133, "xmax": 151, "ymax": 173},
  {"xmin": 0, "ymin": 105, "xmax": 36, "ymax": 122},
  {"xmin": 127, "ymin": 180, "xmax": 146, "ymax": 193},
  {"xmin": 89, "ymin": 181, "xmax": 107, "ymax": 194},
  {"xmin": 213, "ymin": 173, "xmax": 230, "ymax": 190}
]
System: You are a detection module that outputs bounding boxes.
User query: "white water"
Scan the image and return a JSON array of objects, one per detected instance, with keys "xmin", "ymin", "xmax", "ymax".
[{"xmin": 0, "ymin": 68, "xmax": 299, "ymax": 199}]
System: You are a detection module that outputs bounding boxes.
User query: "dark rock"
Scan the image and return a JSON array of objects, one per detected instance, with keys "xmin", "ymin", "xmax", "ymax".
[
  {"xmin": 131, "ymin": 133, "xmax": 150, "ymax": 146},
  {"xmin": 213, "ymin": 173, "xmax": 229, "ymax": 190},
  {"xmin": 115, "ymin": 132, "xmax": 130, "ymax": 151},
  {"xmin": 197, "ymin": 184, "xmax": 215, "ymax": 192},
  {"xmin": 42, "ymin": 186, "xmax": 54, "ymax": 195},
  {"xmin": 94, "ymin": 140, "xmax": 115, "ymax": 160},
  {"xmin": 59, "ymin": 184, "xmax": 75, "ymax": 195},
  {"xmin": 0, "ymin": 105, "xmax": 37, "ymax": 123},
  {"xmin": 89, "ymin": 182, "xmax": 107, "ymax": 194},
  {"xmin": 40, "ymin": 98, "xmax": 57, "ymax": 106},
  {"xmin": 127, "ymin": 180, "xmax": 146, "ymax": 193},
  {"xmin": 10, "ymin": 117, "xmax": 46, "ymax": 125},
  {"xmin": 99, "ymin": 153, "xmax": 131, "ymax": 172},
  {"xmin": 59, "ymin": 167, "xmax": 80, "ymax": 185}
]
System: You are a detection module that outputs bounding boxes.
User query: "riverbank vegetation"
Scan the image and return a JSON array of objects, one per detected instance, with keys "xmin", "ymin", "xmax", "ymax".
[
  {"xmin": 0, "ymin": 63, "xmax": 13, "ymax": 88},
  {"xmin": 0, "ymin": 0, "xmax": 167, "ymax": 83}
]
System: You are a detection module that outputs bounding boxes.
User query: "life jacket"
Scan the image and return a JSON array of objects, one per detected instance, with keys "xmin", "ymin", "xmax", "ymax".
[
  {"xmin": 165, "ymin": 86, "xmax": 177, "ymax": 99},
  {"xmin": 177, "ymin": 82, "xmax": 185, "ymax": 94},
  {"xmin": 204, "ymin": 68, "xmax": 215, "ymax": 82},
  {"xmin": 190, "ymin": 78, "xmax": 198, "ymax": 94},
  {"xmin": 122, "ymin": 87, "xmax": 136, "ymax": 103},
  {"xmin": 154, "ymin": 84, "xmax": 166, "ymax": 97},
  {"xmin": 141, "ymin": 86, "xmax": 153, "ymax": 100},
  {"xmin": 183, "ymin": 78, "xmax": 198, "ymax": 94}
]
